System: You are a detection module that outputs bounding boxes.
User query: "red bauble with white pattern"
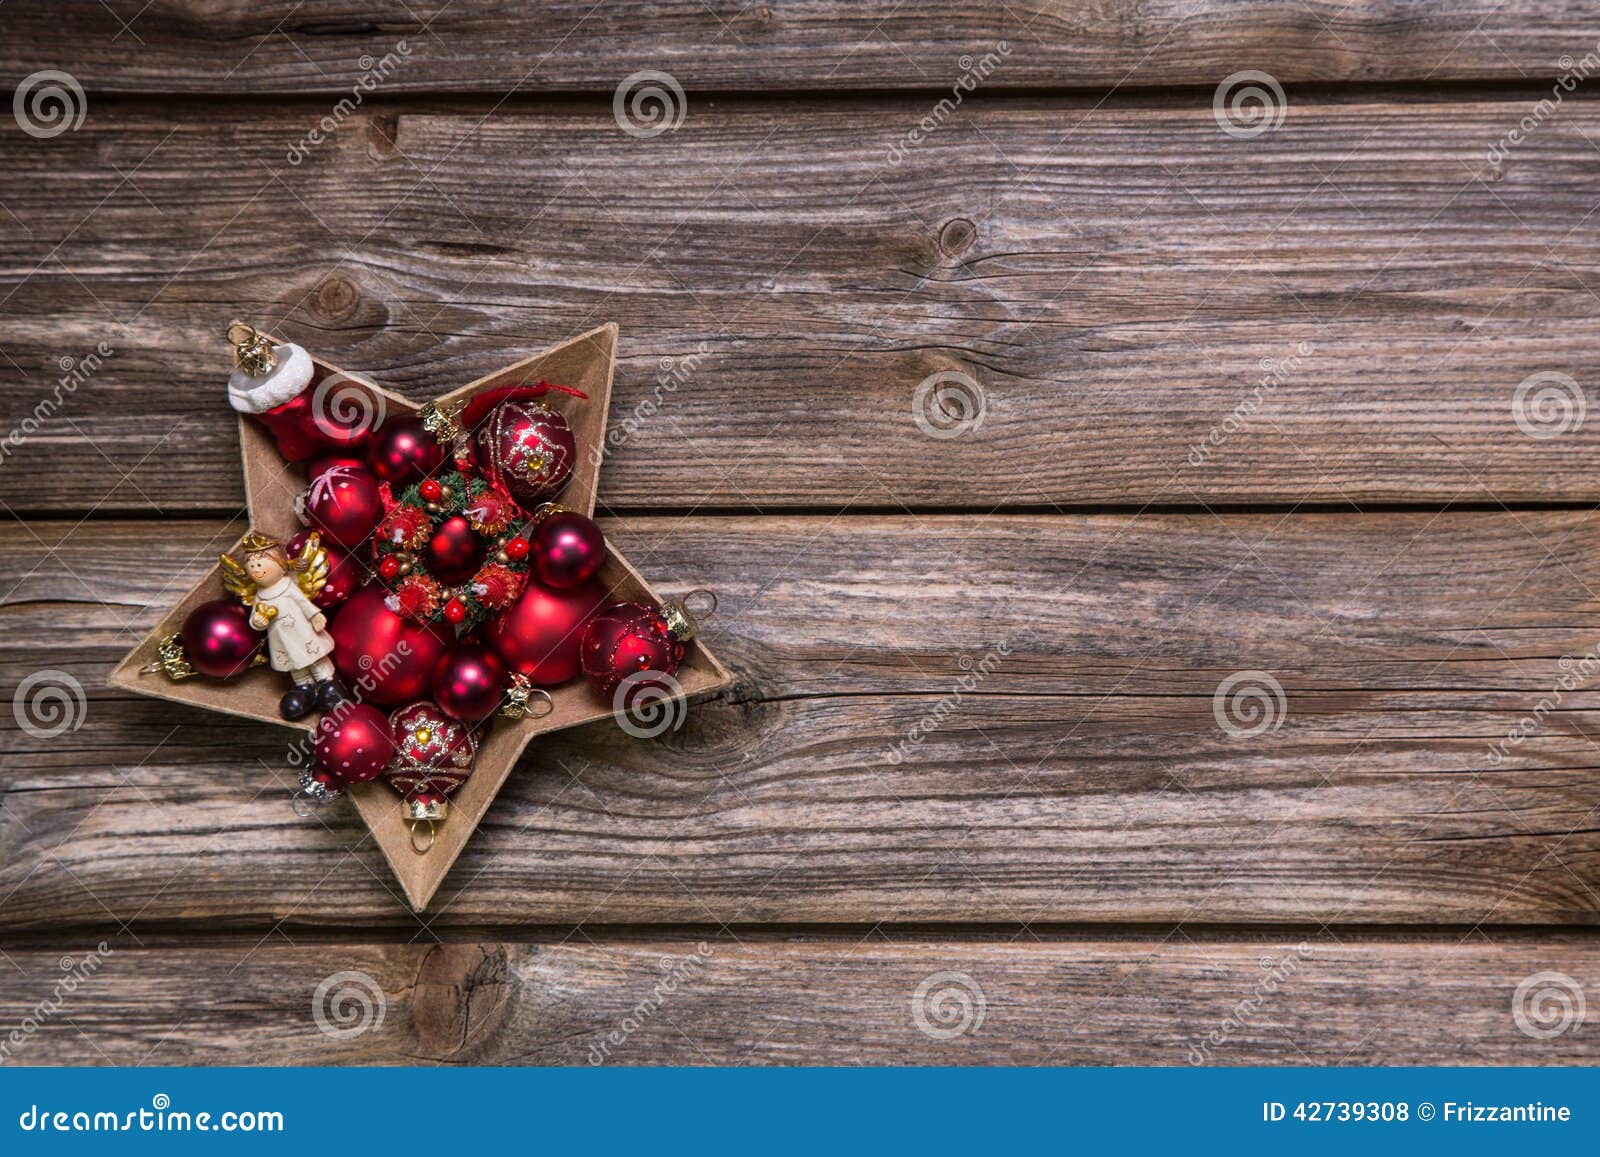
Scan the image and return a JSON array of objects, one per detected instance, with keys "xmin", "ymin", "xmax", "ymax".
[
  {"xmin": 476, "ymin": 402, "xmax": 575, "ymax": 505},
  {"xmin": 385, "ymin": 701, "xmax": 476, "ymax": 802},
  {"xmin": 312, "ymin": 703, "xmax": 396, "ymax": 784},
  {"xmin": 302, "ymin": 464, "xmax": 384, "ymax": 548}
]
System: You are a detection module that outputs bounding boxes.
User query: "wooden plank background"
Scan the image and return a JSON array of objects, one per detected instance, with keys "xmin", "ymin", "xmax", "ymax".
[{"xmin": 3, "ymin": 2, "xmax": 1599, "ymax": 1065}]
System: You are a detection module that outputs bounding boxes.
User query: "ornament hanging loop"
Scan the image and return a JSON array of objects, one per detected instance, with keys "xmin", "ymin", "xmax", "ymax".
[
  {"xmin": 662, "ymin": 588, "xmax": 717, "ymax": 641},
  {"xmin": 410, "ymin": 819, "xmax": 437, "ymax": 855},
  {"xmin": 499, "ymin": 675, "xmax": 554, "ymax": 721},
  {"xmin": 226, "ymin": 321, "xmax": 276, "ymax": 378}
]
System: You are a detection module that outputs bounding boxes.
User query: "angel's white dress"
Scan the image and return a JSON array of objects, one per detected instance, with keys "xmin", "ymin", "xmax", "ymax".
[{"xmin": 250, "ymin": 574, "xmax": 336, "ymax": 685}]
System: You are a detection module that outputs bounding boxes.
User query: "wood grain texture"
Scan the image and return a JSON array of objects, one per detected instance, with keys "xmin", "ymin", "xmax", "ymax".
[
  {"xmin": 2, "ymin": 1, "xmax": 1593, "ymax": 94},
  {"xmin": 3, "ymin": 98, "xmax": 1597, "ymax": 513},
  {"xmin": 5, "ymin": 514, "xmax": 1600, "ymax": 929},
  {"xmin": 2, "ymin": 935, "xmax": 1595, "ymax": 1065}
]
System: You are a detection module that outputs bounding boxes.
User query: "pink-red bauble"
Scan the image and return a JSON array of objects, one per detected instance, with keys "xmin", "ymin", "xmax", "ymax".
[
  {"xmin": 180, "ymin": 599, "xmax": 265, "ymax": 679},
  {"xmin": 304, "ymin": 465, "xmax": 384, "ymax": 549},
  {"xmin": 581, "ymin": 601, "xmax": 686, "ymax": 698},
  {"xmin": 532, "ymin": 509, "xmax": 606, "ymax": 590},
  {"xmin": 432, "ymin": 642, "xmax": 509, "ymax": 722},
  {"xmin": 286, "ymin": 530, "xmax": 361, "ymax": 609},
  {"xmin": 487, "ymin": 578, "xmax": 604, "ymax": 685},
  {"xmin": 251, "ymin": 371, "xmax": 378, "ymax": 462},
  {"xmin": 329, "ymin": 584, "xmax": 455, "ymax": 707},
  {"xmin": 477, "ymin": 402, "xmax": 575, "ymax": 505},
  {"xmin": 426, "ymin": 514, "xmax": 487, "ymax": 586},
  {"xmin": 312, "ymin": 703, "xmax": 395, "ymax": 784},
  {"xmin": 367, "ymin": 417, "xmax": 445, "ymax": 485}
]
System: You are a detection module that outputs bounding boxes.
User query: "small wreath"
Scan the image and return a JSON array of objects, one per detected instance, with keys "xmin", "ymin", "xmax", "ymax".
[{"xmin": 371, "ymin": 467, "xmax": 532, "ymax": 631}]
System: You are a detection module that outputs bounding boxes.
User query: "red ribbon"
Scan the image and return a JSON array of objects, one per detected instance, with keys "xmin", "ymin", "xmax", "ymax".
[{"xmin": 458, "ymin": 380, "xmax": 586, "ymax": 431}]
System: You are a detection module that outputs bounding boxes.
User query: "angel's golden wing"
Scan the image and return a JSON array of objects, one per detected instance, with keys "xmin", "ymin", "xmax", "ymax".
[
  {"xmin": 219, "ymin": 552, "xmax": 256, "ymax": 605},
  {"xmin": 289, "ymin": 530, "xmax": 329, "ymax": 600}
]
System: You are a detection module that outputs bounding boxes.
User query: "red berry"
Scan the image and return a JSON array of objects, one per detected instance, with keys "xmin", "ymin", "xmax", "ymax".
[
  {"xmin": 443, "ymin": 597, "xmax": 467, "ymax": 624},
  {"xmin": 504, "ymin": 536, "xmax": 530, "ymax": 561},
  {"xmin": 419, "ymin": 478, "xmax": 443, "ymax": 502},
  {"xmin": 378, "ymin": 555, "xmax": 402, "ymax": 580}
]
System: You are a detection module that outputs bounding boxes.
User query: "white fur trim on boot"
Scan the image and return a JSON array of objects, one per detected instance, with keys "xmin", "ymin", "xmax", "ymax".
[{"xmin": 227, "ymin": 342, "xmax": 314, "ymax": 414}]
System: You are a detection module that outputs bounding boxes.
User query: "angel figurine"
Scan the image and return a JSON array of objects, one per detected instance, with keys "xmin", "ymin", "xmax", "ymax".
[{"xmin": 221, "ymin": 531, "xmax": 346, "ymax": 720}]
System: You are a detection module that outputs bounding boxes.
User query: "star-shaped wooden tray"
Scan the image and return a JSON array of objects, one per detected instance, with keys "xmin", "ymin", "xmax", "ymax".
[{"xmin": 108, "ymin": 324, "xmax": 732, "ymax": 911}]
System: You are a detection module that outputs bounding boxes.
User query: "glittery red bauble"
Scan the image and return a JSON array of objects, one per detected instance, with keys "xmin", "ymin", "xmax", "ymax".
[
  {"xmin": 252, "ymin": 371, "xmax": 378, "ymax": 462},
  {"xmin": 329, "ymin": 584, "xmax": 455, "ymax": 706},
  {"xmin": 180, "ymin": 599, "xmax": 264, "ymax": 679},
  {"xmin": 432, "ymin": 642, "xmax": 509, "ymax": 721},
  {"xmin": 487, "ymin": 578, "xmax": 604, "ymax": 685},
  {"xmin": 367, "ymin": 417, "xmax": 445, "ymax": 485},
  {"xmin": 426, "ymin": 514, "xmax": 486, "ymax": 586},
  {"xmin": 386, "ymin": 702, "xmax": 476, "ymax": 799},
  {"xmin": 312, "ymin": 703, "xmax": 395, "ymax": 784},
  {"xmin": 286, "ymin": 531, "xmax": 361, "ymax": 609},
  {"xmin": 532, "ymin": 509, "xmax": 606, "ymax": 590},
  {"xmin": 476, "ymin": 402, "xmax": 575, "ymax": 505},
  {"xmin": 581, "ymin": 601, "xmax": 686, "ymax": 698},
  {"xmin": 304, "ymin": 465, "xmax": 384, "ymax": 549}
]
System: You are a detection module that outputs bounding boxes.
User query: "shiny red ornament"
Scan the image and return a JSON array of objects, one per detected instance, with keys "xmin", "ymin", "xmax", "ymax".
[
  {"xmin": 504, "ymin": 536, "xmax": 530, "ymax": 561},
  {"xmin": 581, "ymin": 601, "xmax": 686, "ymax": 698},
  {"xmin": 487, "ymin": 577, "xmax": 605, "ymax": 685},
  {"xmin": 443, "ymin": 597, "xmax": 467, "ymax": 624},
  {"xmin": 303, "ymin": 464, "xmax": 384, "ymax": 548},
  {"xmin": 419, "ymin": 478, "xmax": 443, "ymax": 502},
  {"xmin": 378, "ymin": 554, "xmax": 402, "ymax": 581},
  {"xmin": 180, "ymin": 599, "xmax": 265, "ymax": 679},
  {"xmin": 477, "ymin": 402, "xmax": 575, "ymax": 505},
  {"xmin": 312, "ymin": 703, "xmax": 396, "ymax": 784},
  {"xmin": 328, "ymin": 584, "xmax": 455, "ymax": 707},
  {"xmin": 426, "ymin": 514, "xmax": 487, "ymax": 586},
  {"xmin": 532, "ymin": 509, "xmax": 607, "ymax": 590},
  {"xmin": 306, "ymin": 452, "xmax": 366, "ymax": 484},
  {"xmin": 432, "ymin": 642, "xmax": 509, "ymax": 721},
  {"xmin": 286, "ymin": 531, "xmax": 360, "ymax": 609},
  {"xmin": 367, "ymin": 417, "xmax": 445, "ymax": 486},
  {"xmin": 386, "ymin": 701, "xmax": 476, "ymax": 800}
]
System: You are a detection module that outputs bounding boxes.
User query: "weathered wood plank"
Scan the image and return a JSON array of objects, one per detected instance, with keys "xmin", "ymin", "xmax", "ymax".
[
  {"xmin": 3, "ymin": 99, "xmax": 1598, "ymax": 512},
  {"xmin": 3, "ymin": 515, "xmax": 1600, "ymax": 928},
  {"xmin": 2, "ymin": 935, "xmax": 1596, "ymax": 1065},
  {"xmin": 2, "ymin": 1, "xmax": 1592, "ymax": 94}
]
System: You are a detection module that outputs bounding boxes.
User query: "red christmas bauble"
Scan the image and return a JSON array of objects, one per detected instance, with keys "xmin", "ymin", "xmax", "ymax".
[
  {"xmin": 286, "ymin": 531, "xmax": 361, "ymax": 609},
  {"xmin": 252, "ymin": 371, "xmax": 379, "ymax": 462},
  {"xmin": 306, "ymin": 452, "xmax": 366, "ymax": 484},
  {"xmin": 387, "ymin": 701, "xmax": 476, "ymax": 798},
  {"xmin": 426, "ymin": 514, "xmax": 486, "ymax": 586},
  {"xmin": 432, "ymin": 642, "xmax": 509, "ymax": 721},
  {"xmin": 312, "ymin": 703, "xmax": 395, "ymax": 784},
  {"xmin": 487, "ymin": 577, "xmax": 605, "ymax": 685},
  {"xmin": 532, "ymin": 509, "xmax": 607, "ymax": 589},
  {"xmin": 329, "ymin": 584, "xmax": 455, "ymax": 706},
  {"xmin": 367, "ymin": 417, "xmax": 445, "ymax": 485},
  {"xmin": 180, "ymin": 599, "xmax": 264, "ymax": 679},
  {"xmin": 581, "ymin": 601, "xmax": 686, "ymax": 698},
  {"xmin": 304, "ymin": 465, "xmax": 384, "ymax": 549},
  {"xmin": 477, "ymin": 402, "xmax": 575, "ymax": 505}
]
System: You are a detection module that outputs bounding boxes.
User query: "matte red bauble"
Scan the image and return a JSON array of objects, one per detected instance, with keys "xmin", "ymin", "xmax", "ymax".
[
  {"xmin": 312, "ymin": 703, "xmax": 396, "ymax": 784},
  {"xmin": 532, "ymin": 509, "xmax": 607, "ymax": 590},
  {"xmin": 426, "ymin": 514, "xmax": 487, "ymax": 586},
  {"xmin": 180, "ymin": 599, "xmax": 265, "ymax": 679},
  {"xmin": 303, "ymin": 464, "xmax": 384, "ymax": 548},
  {"xmin": 477, "ymin": 402, "xmax": 575, "ymax": 505},
  {"xmin": 329, "ymin": 584, "xmax": 455, "ymax": 707},
  {"xmin": 581, "ymin": 601, "xmax": 686, "ymax": 698},
  {"xmin": 487, "ymin": 577, "xmax": 604, "ymax": 685},
  {"xmin": 432, "ymin": 642, "xmax": 509, "ymax": 722},
  {"xmin": 287, "ymin": 531, "xmax": 361, "ymax": 609},
  {"xmin": 367, "ymin": 416, "xmax": 445, "ymax": 485}
]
